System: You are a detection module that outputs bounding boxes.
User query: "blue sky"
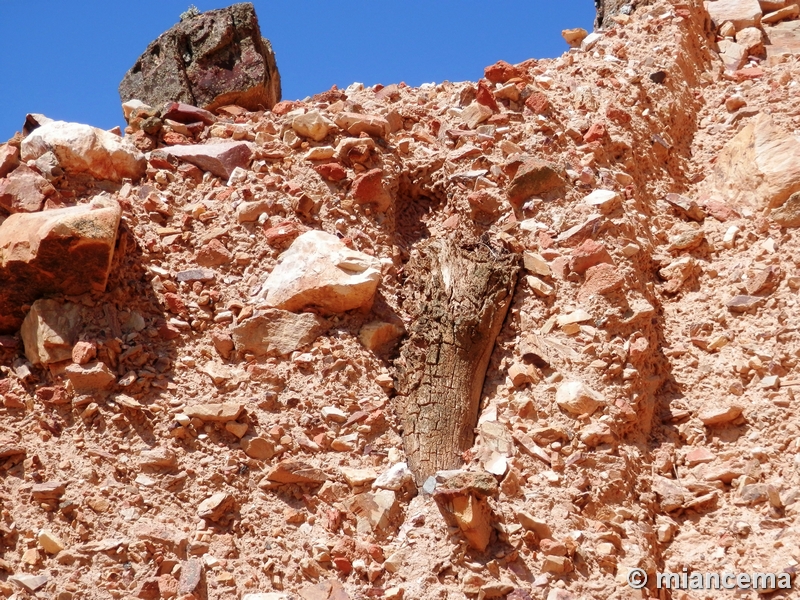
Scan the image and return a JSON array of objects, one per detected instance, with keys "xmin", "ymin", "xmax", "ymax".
[{"xmin": 0, "ymin": 1, "xmax": 594, "ymax": 141}]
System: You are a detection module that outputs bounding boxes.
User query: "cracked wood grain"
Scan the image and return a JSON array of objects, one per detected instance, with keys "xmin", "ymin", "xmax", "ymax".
[{"xmin": 395, "ymin": 233, "xmax": 519, "ymax": 482}]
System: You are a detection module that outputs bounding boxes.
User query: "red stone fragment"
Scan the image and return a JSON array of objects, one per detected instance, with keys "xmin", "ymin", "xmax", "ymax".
[
  {"xmin": 314, "ymin": 162, "xmax": 347, "ymax": 181},
  {"xmin": 476, "ymin": 80, "xmax": 499, "ymax": 112},
  {"xmin": 583, "ymin": 123, "xmax": 607, "ymax": 143},
  {"xmin": 162, "ymin": 102, "xmax": 216, "ymax": 125},
  {"xmin": 164, "ymin": 293, "xmax": 188, "ymax": 317},
  {"xmin": 272, "ymin": 100, "xmax": 302, "ymax": 115},
  {"xmin": 263, "ymin": 221, "xmax": 304, "ymax": 247},
  {"xmin": 580, "ymin": 263, "xmax": 624, "ymax": 298},
  {"xmin": 351, "ymin": 168, "xmax": 391, "ymax": 212},
  {"xmin": 570, "ymin": 239, "xmax": 613, "ymax": 275},
  {"xmin": 525, "ymin": 92, "xmax": 550, "ymax": 114},
  {"xmin": 485, "ymin": 60, "xmax": 525, "ymax": 84}
]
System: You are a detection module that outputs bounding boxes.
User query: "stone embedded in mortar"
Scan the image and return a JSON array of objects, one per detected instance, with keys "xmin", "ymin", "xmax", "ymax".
[{"xmin": 119, "ymin": 3, "xmax": 281, "ymax": 113}]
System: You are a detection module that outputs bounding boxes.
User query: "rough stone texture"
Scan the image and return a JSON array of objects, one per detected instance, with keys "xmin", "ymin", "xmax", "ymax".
[
  {"xmin": 262, "ymin": 230, "xmax": 382, "ymax": 314},
  {"xmin": 506, "ymin": 159, "xmax": 566, "ymax": 209},
  {"xmin": 396, "ymin": 233, "xmax": 518, "ymax": 482},
  {"xmin": 0, "ymin": 197, "xmax": 121, "ymax": 333},
  {"xmin": 21, "ymin": 121, "xmax": 145, "ymax": 182},
  {"xmin": 770, "ymin": 191, "xmax": 800, "ymax": 226},
  {"xmin": 65, "ymin": 361, "xmax": 117, "ymax": 393},
  {"xmin": 160, "ymin": 141, "xmax": 254, "ymax": 179},
  {"xmin": 0, "ymin": 164, "xmax": 55, "ymax": 214},
  {"xmin": 0, "ymin": 143, "xmax": 20, "ymax": 178},
  {"xmin": 705, "ymin": 113, "xmax": 800, "ymax": 209},
  {"xmin": 555, "ymin": 381, "xmax": 604, "ymax": 416},
  {"xmin": 706, "ymin": 0, "xmax": 763, "ymax": 30},
  {"xmin": 232, "ymin": 309, "xmax": 329, "ymax": 356},
  {"xmin": 119, "ymin": 3, "xmax": 281, "ymax": 113},
  {"xmin": 20, "ymin": 300, "xmax": 82, "ymax": 366}
]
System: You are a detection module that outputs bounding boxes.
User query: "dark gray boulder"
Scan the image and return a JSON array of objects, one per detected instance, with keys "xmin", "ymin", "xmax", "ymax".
[{"xmin": 119, "ymin": 3, "xmax": 281, "ymax": 113}]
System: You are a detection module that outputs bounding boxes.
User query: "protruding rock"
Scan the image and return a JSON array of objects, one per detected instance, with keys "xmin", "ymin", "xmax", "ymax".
[
  {"xmin": 293, "ymin": 111, "xmax": 332, "ymax": 141},
  {"xmin": 65, "ymin": 361, "xmax": 117, "ymax": 393},
  {"xmin": 0, "ymin": 197, "xmax": 121, "ymax": 333},
  {"xmin": 706, "ymin": 0, "xmax": 762, "ymax": 31},
  {"xmin": 555, "ymin": 381, "xmax": 604, "ymax": 416},
  {"xmin": 184, "ymin": 403, "xmax": 243, "ymax": 422},
  {"xmin": 706, "ymin": 113, "xmax": 800, "ymax": 209},
  {"xmin": 0, "ymin": 143, "xmax": 20, "ymax": 178},
  {"xmin": 37, "ymin": 530, "xmax": 66, "ymax": 554},
  {"xmin": 20, "ymin": 299, "xmax": 82, "ymax": 366},
  {"xmin": 233, "ymin": 309, "xmax": 329, "ymax": 356},
  {"xmin": 358, "ymin": 321, "xmax": 404, "ymax": 351},
  {"xmin": 264, "ymin": 459, "xmax": 328, "ymax": 484},
  {"xmin": 119, "ymin": 3, "xmax": 281, "ymax": 113},
  {"xmin": 333, "ymin": 112, "xmax": 390, "ymax": 138},
  {"xmin": 161, "ymin": 141, "xmax": 254, "ymax": 179},
  {"xmin": 432, "ymin": 471, "xmax": 498, "ymax": 551},
  {"xmin": 21, "ymin": 121, "xmax": 145, "ymax": 182},
  {"xmin": 262, "ymin": 230, "xmax": 382, "ymax": 313},
  {"xmin": 197, "ymin": 492, "xmax": 235, "ymax": 522},
  {"xmin": 507, "ymin": 159, "xmax": 566, "ymax": 209},
  {"xmin": 0, "ymin": 164, "xmax": 55, "ymax": 214},
  {"xmin": 350, "ymin": 168, "xmax": 392, "ymax": 212},
  {"xmin": 699, "ymin": 404, "xmax": 744, "ymax": 426},
  {"xmin": 562, "ymin": 28, "xmax": 588, "ymax": 47}
]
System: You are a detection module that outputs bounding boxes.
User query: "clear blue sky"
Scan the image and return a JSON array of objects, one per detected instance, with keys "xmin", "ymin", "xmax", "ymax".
[{"xmin": 0, "ymin": 1, "xmax": 595, "ymax": 141}]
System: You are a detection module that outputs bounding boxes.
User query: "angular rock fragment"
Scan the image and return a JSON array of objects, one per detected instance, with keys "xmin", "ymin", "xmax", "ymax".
[
  {"xmin": 184, "ymin": 403, "xmax": 243, "ymax": 422},
  {"xmin": 292, "ymin": 110, "xmax": 332, "ymax": 141},
  {"xmin": 726, "ymin": 295, "xmax": 763, "ymax": 312},
  {"xmin": 770, "ymin": 191, "xmax": 800, "ymax": 227},
  {"xmin": 262, "ymin": 230, "xmax": 381, "ymax": 313},
  {"xmin": 65, "ymin": 361, "xmax": 117, "ymax": 393},
  {"xmin": 161, "ymin": 141, "xmax": 254, "ymax": 179},
  {"xmin": 8, "ymin": 574, "xmax": 49, "ymax": 593},
  {"xmin": 241, "ymin": 437, "xmax": 276, "ymax": 460},
  {"xmin": 0, "ymin": 197, "xmax": 121, "ymax": 333},
  {"xmin": 358, "ymin": 321, "xmax": 404, "ymax": 352},
  {"xmin": 21, "ymin": 121, "xmax": 145, "ymax": 182},
  {"xmin": 334, "ymin": 112, "xmax": 390, "ymax": 138},
  {"xmin": 432, "ymin": 471, "xmax": 498, "ymax": 551},
  {"xmin": 346, "ymin": 490, "xmax": 399, "ymax": 532},
  {"xmin": 265, "ymin": 459, "xmax": 328, "ymax": 484},
  {"xmin": 197, "ymin": 492, "xmax": 235, "ymax": 522},
  {"xmin": 555, "ymin": 381, "xmax": 604, "ymax": 416},
  {"xmin": 699, "ymin": 404, "xmax": 744, "ymax": 426},
  {"xmin": 706, "ymin": 0, "xmax": 762, "ymax": 31},
  {"xmin": 20, "ymin": 299, "xmax": 82, "ymax": 366},
  {"xmin": 0, "ymin": 164, "xmax": 55, "ymax": 214},
  {"xmin": 119, "ymin": 3, "xmax": 281, "ymax": 112},
  {"xmin": 507, "ymin": 159, "xmax": 566, "ymax": 209},
  {"xmin": 233, "ymin": 309, "xmax": 328, "ymax": 356}
]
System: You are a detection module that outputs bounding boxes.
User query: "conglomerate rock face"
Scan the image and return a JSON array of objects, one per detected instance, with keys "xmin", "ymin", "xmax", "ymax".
[
  {"xmin": 119, "ymin": 2, "xmax": 281, "ymax": 113},
  {"xmin": 3, "ymin": 0, "xmax": 800, "ymax": 598}
]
